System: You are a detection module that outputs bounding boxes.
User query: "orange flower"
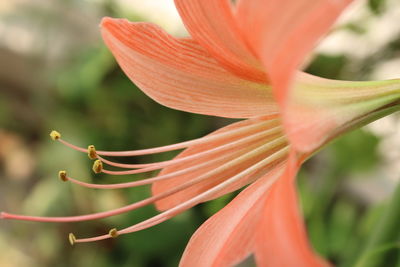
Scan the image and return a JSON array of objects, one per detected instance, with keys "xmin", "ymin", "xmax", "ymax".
[{"xmin": 3, "ymin": 1, "xmax": 400, "ymax": 266}]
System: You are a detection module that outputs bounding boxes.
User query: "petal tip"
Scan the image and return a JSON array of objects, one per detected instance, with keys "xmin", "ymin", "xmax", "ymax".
[
  {"xmin": 100, "ymin": 16, "xmax": 113, "ymax": 28},
  {"xmin": 100, "ymin": 17, "xmax": 130, "ymax": 31}
]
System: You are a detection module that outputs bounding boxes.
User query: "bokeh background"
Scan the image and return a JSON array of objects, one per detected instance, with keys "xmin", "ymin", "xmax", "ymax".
[{"xmin": 0, "ymin": 0, "xmax": 400, "ymax": 266}]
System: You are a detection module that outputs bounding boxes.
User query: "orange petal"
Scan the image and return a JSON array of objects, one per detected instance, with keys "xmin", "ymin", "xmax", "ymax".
[
  {"xmin": 179, "ymin": 167, "xmax": 284, "ymax": 267},
  {"xmin": 236, "ymin": 0, "xmax": 353, "ymax": 106},
  {"xmin": 255, "ymin": 151, "xmax": 329, "ymax": 267},
  {"xmin": 101, "ymin": 17, "xmax": 277, "ymax": 119},
  {"xmin": 152, "ymin": 116, "xmax": 287, "ymax": 211},
  {"xmin": 174, "ymin": 0, "xmax": 267, "ymax": 83}
]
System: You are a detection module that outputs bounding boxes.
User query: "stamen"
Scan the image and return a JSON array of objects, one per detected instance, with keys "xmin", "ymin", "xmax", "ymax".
[
  {"xmin": 69, "ymin": 233, "xmax": 76, "ymax": 245},
  {"xmin": 0, "ymin": 138, "xmax": 287, "ymax": 223},
  {"xmin": 50, "ymin": 130, "xmax": 61, "ymax": 141},
  {"xmin": 88, "ymin": 145, "xmax": 97, "ymax": 160},
  {"xmin": 99, "ymin": 128, "xmax": 283, "ymax": 175},
  {"xmin": 54, "ymin": 118, "xmax": 278, "ymax": 157},
  {"xmin": 92, "ymin": 160, "xmax": 103, "ymax": 174},
  {"xmin": 96, "ymin": 125, "xmax": 281, "ymax": 169},
  {"xmin": 118, "ymin": 147, "xmax": 289, "ymax": 234},
  {"xmin": 109, "ymin": 228, "xmax": 119, "ymax": 238},
  {"xmin": 58, "ymin": 170, "xmax": 68, "ymax": 182},
  {"xmin": 73, "ymin": 146, "xmax": 289, "ymax": 243},
  {"xmin": 60, "ymin": 144, "xmax": 257, "ymax": 189}
]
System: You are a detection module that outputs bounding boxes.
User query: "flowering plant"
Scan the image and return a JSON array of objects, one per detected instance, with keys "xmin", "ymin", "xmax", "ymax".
[{"xmin": 2, "ymin": 0, "xmax": 400, "ymax": 266}]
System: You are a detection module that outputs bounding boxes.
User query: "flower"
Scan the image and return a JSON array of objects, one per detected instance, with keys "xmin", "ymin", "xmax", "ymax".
[{"xmin": 2, "ymin": 0, "xmax": 400, "ymax": 266}]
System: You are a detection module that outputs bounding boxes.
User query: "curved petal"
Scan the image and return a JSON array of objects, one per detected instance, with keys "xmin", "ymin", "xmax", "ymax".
[
  {"xmin": 152, "ymin": 116, "xmax": 287, "ymax": 211},
  {"xmin": 101, "ymin": 17, "xmax": 277, "ymax": 119},
  {"xmin": 236, "ymin": 0, "xmax": 353, "ymax": 106},
  {"xmin": 179, "ymin": 167, "xmax": 284, "ymax": 267},
  {"xmin": 255, "ymin": 151, "xmax": 328, "ymax": 267},
  {"xmin": 174, "ymin": 0, "xmax": 267, "ymax": 82}
]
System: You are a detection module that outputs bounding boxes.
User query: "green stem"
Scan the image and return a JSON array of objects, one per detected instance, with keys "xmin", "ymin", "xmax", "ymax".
[{"xmin": 354, "ymin": 182, "xmax": 400, "ymax": 267}]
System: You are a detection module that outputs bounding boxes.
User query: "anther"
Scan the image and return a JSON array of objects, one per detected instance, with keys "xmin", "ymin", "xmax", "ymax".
[
  {"xmin": 88, "ymin": 145, "xmax": 97, "ymax": 160},
  {"xmin": 58, "ymin": 170, "xmax": 68, "ymax": 182},
  {"xmin": 92, "ymin": 160, "xmax": 103, "ymax": 174},
  {"xmin": 109, "ymin": 228, "xmax": 119, "ymax": 238},
  {"xmin": 69, "ymin": 233, "xmax": 76, "ymax": 245},
  {"xmin": 50, "ymin": 130, "xmax": 61, "ymax": 141}
]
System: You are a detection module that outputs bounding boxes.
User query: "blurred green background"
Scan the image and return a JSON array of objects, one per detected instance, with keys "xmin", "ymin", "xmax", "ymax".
[{"xmin": 0, "ymin": 0, "xmax": 399, "ymax": 266}]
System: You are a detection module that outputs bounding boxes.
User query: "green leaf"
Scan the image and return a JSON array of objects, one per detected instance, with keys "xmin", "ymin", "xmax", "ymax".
[{"xmin": 354, "ymin": 182, "xmax": 400, "ymax": 267}]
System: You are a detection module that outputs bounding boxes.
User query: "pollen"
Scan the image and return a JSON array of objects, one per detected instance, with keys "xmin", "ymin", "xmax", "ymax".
[
  {"xmin": 109, "ymin": 228, "xmax": 119, "ymax": 238},
  {"xmin": 92, "ymin": 160, "xmax": 103, "ymax": 174},
  {"xmin": 58, "ymin": 170, "xmax": 68, "ymax": 182},
  {"xmin": 50, "ymin": 130, "xmax": 61, "ymax": 141},
  {"xmin": 69, "ymin": 233, "xmax": 76, "ymax": 245},
  {"xmin": 88, "ymin": 145, "xmax": 97, "ymax": 160}
]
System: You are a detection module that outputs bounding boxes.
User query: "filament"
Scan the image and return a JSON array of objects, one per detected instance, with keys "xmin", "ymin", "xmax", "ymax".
[
  {"xmin": 63, "ymin": 144, "xmax": 259, "ymax": 189},
  {"xmin": 99, "ymin": 126, "xmax": 282, "ymax": 175},
  {"xmin": 56, "ymin": 118, "xmax": 278, "ymax": 157},
  {"xmin": 73, "ymin": 146, "xmax": 289, "ymax": 243},
  {"xmin": 0, "ymin": 136, "xmax": 287, "ymax": 223},
  {"xmin": 0, "ymin": 116, "xmax": 293, "ymax": 246}
]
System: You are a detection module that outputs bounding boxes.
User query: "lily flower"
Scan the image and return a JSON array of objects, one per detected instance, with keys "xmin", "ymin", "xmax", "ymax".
[{"xmin": 2, "ymin": 0, "xmax": 400, "ymax": 266}]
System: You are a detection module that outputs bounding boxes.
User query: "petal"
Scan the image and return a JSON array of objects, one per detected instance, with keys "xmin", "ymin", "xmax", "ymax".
[
  {"xmin": 174, "ymin": 0, "xmax": 267, "ymax": 82},
  {"xmin": 101, "ymin": 17, "xmax": 277, "ymax": 119},
  {"xmin": 255, "ymin": 151, "xmax": 328, "ymax": 267},
  {"xmin": 236, "ymin": 0, "xmax": 353, "ymax": 106},
  {"xmin": 286, "ymin": 73, "xmax": 400, "ymax": 152},
  {"xmin": 179, "ymin": 167, "xmax": 284, "ymax": 267},
  {"xmin": 152, "ymin": 116, "xmax": 287, "ymax": 211}
]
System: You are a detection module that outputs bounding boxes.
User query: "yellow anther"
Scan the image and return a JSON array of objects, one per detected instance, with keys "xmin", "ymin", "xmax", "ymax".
[
  {"xmin": 50, "ymin": 130, "xmax": 61, "ymax": 141},
  {"xmin": 58, "ymin": 170, "xmax": 68, "ymax": 182},
  {"xmin": 92, "ymin": 160, "xmax": 103, "ymax": 174},
  {"xmin": 109, "ymin": 228, "xmax": 119, "ymax": 238},
  {"xmin": 68, "ymin": 233, "xmax": 76, "ymax": 245},
  {"xmin": 88, "ymin": 145, "xmax": 97, "ymax": 160}
]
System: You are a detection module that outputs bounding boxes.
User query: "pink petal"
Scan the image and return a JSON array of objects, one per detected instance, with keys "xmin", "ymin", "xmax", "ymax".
[
  {"xmin": 236, "ymin": 0, "xmax": 353, "ymax": 106},
  {"xmin": 255, "ymin": 151, "xmax": 329, "ymax": 267},
  {"xmin": 174, "ymin": 0, "xmax": 267, "ymax": 82},
  {"xmin": 152, "ymin": 116, "xmax": 286, "ymax": 211},
  {"xmin": 179, "ymin": 167, "xmax": 284, "ymax": 267},
  {"xmin": 101, "ymin": 17, "xmax": 277, "ymax": 119}
]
